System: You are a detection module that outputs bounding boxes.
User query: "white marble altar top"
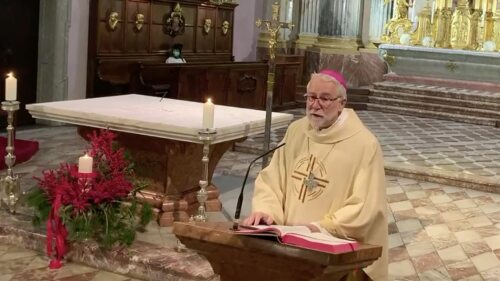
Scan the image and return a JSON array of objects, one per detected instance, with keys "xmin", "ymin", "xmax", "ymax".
[
  {"xmin": 26, "ymin": 94, "xmax": 294, "ymax": 144},
  {"xmin": 379, "ymin": 44, "xmax": 500, "ymax": 58}
]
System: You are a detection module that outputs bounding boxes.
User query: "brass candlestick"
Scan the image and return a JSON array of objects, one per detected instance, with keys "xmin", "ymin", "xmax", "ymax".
[
  {"xmin": 0, "ymin": 100, "xmax": 22, "ymax": 214},
  {"xmin": 191, "ymin": 128, "xmax": 217, "ymax": 222}
]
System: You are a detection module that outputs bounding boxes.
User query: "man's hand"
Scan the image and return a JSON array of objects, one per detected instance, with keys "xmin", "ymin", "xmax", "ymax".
[{"xmin": 242, "ymin": 212, "xmax": 274, "ymax": 226}]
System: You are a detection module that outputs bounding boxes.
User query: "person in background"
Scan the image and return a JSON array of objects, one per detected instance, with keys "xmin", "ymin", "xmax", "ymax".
[
  {"xmin": 243, "ymin": 69, "xmax": 388, "ymax": 280},
  {"xmin": 165, "ymin": 44, "xmax": 186, "ymax": 63}
]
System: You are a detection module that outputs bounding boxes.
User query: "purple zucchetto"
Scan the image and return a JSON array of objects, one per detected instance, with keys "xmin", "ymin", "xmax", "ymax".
[{"xmin": 319, "ymin": 69, "xmax": 348, "ymax": 91}]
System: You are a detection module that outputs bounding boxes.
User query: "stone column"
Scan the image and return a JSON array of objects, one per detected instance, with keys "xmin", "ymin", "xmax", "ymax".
[
  {"xmin": 313, "ymin": 0, "xmax": 364, "ymax": 49},
  {"xmin": 295, "ymin": 0, "xmax": 321, "ymax": 50},
  {"xmin": 302, "ymin": 0, "xmax": 387, "ymax": 89},
  {"xmin": 369, "ymin": 0, "xmax": 393, "ymax": 44},
  {"xmin": 37, "ymin": 0, "xmax": 71, "ymax": 103}
]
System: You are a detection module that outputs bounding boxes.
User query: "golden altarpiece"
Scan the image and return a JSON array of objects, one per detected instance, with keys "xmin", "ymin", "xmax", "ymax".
[{"xmin": 382, "ymin": 0, "xmax": 500, "ymax": 51}]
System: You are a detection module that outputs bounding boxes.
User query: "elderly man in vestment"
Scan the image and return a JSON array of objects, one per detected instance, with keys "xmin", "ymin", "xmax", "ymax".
[{"xmin": 243, "ymin": 70, "xmax": 388, "ymax": 280}]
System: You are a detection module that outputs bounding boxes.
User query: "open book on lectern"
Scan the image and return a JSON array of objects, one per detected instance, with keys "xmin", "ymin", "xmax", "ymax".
[{"xmin": 234, "ymin": 225, "xmax": 359, "ymax": 254}]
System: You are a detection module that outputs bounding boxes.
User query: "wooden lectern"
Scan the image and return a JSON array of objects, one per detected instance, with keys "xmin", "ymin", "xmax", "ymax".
[{"xmin": 173, "ymin": 222, "xmax": 382, "ymax": 281}]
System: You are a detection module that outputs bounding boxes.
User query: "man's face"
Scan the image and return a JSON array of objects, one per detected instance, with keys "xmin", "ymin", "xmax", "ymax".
[{"xmin": 305, "ymin": 75, "xmax": 346, "ymax": 130}]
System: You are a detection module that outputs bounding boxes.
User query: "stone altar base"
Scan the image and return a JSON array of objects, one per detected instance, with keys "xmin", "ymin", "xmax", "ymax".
[
  {"xmin": 0, "ymin": 210, "xmax": 218, "ymax": 281},
  {"xmin": 78, "ymin": 127, "xmax": 238, "ymax": 226}
]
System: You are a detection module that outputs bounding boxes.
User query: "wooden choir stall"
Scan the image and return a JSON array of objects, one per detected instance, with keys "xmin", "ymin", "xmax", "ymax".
[{"xmin": 87, "ymin": 0, "xmax": 300, "ymax": 110}]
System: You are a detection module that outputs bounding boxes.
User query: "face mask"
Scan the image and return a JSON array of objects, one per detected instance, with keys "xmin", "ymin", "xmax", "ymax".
[{"xmin": 173, "ymin": 50, "xmax": 180, "ymax": 58}]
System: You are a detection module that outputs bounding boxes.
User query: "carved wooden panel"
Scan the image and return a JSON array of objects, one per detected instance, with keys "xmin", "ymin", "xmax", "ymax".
[
  {"xmin": 215, "ymin": 8, "xmax": 233, "ymax": 53},
  {"xmin": 228, "ymin": 67, "xmax": 267, "ymax": 109},
  {"xmin": 196, "ymin": 7, "xmax": 217, "ymax": 53},
  {"xmin": 88, "ymin": 0, "xmax": 238, "ymax": 98},
  {"xmin": 97, "ymin": 0, "xmax": 125, "ymax": 53},
  {"xmin": 125, "ymin": 1, "xmax": 149, "ymax": 53}
]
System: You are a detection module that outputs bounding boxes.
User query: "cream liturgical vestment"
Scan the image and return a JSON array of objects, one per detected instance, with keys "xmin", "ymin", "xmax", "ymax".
[{"xmin": 252, "ymin": 109, "xmax": 388, "ymax": 280}]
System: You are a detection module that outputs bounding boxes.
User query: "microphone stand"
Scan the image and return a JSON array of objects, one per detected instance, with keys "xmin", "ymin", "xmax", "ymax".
[{"xmin": 232, "ymin": 142, "xmax": 285, "ymax": 230}]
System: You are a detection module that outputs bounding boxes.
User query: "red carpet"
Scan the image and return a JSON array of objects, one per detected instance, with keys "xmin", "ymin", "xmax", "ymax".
[{"xmin": 0, "ymin": 137, "xmax": 39, "ymax": 170}]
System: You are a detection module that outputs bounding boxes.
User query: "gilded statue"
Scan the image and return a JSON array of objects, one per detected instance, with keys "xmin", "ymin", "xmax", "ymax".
[
  {"xmin": 165, "ymin": 3, "xmax": 185, "ymax": 37},
  {"xmin": 221, "ymin": 20, "xmax": 230, "ymax": 35},
  {"xmin": 107, "ymin": 12, "xmax": 119, "ymax": 31},
  {"xmin": 450, "ymin": 0, "xmax": 472, "ymax": 49},
  {"xmin": 135, "ymin": 13, "xmax": 145, "ymax": 31},
  {"xmin": 203, "ymin": 18, "xmax": 212, "ymax": 34},
  {"xmin": 381, "ymin": 0, "xmax": 413, "ymax": 43}
]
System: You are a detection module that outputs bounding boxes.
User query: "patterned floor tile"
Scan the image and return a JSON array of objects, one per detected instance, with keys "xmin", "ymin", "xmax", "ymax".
[{"xmin": 2, "ymin": 110, "xmax": 500, "ymax": 280}]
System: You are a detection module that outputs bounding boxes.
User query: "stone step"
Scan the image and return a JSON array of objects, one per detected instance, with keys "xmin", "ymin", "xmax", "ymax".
[
  {"xmin": 373, "ymin": 81, "xmax": 500, "ymax": 104},
  {"xmin": 371, "ymin": 89, "xmax": 500, "ymax": 112},
  {"xmin": 367, "ymin": 103, "xmax": 498, "ymax": 127},
  {"xmin": 369, "ymin": 96, "xmax": 500, "ymax": 120}
]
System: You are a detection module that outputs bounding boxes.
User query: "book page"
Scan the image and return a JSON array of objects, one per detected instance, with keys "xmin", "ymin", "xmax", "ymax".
[
  {"xmin": 286, "ymin": 232, "xmax": 355, "ymax": 244},
  {"xmin": 240, "ymin": 225, "xmax": 312, "ymax": 236}
]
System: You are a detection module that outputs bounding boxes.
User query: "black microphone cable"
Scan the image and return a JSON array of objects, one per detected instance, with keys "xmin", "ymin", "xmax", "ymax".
[{"xmin": 232, "ymin": 142, "xmax": 286, "ymax": 230}]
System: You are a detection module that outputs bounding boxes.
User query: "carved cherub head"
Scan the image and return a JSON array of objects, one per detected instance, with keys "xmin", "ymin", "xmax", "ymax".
[
  {"xmin": 203, "ymin": 18, "xmax": 212, "ymax": 34},
  {"xmin": 108, "ymin": 12, "xmax": 119, "ymax": 30},
  {"xmin": 221, "ymin": 20, "xmax": 230, "ymax": 35},
  {"xmin": 135, "ymin": 13, "xmax": 145, "ymax": 31}
]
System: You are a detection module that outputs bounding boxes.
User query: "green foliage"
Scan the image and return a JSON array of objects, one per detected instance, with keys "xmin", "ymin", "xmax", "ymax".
[
  {"xmin": 26, "ymin": 188, "xmax": 51, "ymax": 227},
  {"xmin": 26, "ymin": 171, "xmax": 154, "ymax": 250}
]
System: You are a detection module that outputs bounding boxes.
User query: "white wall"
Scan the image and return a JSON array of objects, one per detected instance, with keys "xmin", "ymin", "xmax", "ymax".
[
  {"xmin": 67, "ymin": 0, "xmax": 89, "ymax": 100},
  {"xmin": 233, "ymin": 0, "xmax": 263, "ymax": 61}
]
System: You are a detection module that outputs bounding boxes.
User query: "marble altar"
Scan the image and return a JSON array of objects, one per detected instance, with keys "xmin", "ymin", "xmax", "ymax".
[
  {"xmin": 379, "ymin": 44, "xmax": 500, "ymax": 85},
  {"xmin": 26, "ymin": 95, "xmax": 293, "ymax": 226}
]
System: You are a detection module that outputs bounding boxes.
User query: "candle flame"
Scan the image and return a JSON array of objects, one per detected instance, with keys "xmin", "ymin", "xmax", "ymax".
[
  {"xmin": 7, "ymin": 72, "xmax": 14, "ymax": 78},
  {"xmin": 207, "ymin": 98, "xmax": 212, "ymax": 103}
]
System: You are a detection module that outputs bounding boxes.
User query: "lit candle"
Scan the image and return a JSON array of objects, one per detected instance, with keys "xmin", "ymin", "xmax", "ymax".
[
  {"xmin": 5, "ymin": 72, "xmax": 17, "ymax": 101},
  {"xmin": 202, "ymin": 98, "xmax": 214, "ymax": 129},
  {"xmin": 78, "ymin": 153, "xmax": 93, "ymax": 173}
]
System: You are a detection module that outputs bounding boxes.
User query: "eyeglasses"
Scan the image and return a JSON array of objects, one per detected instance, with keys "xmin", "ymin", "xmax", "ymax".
[{"xmin": 303, "ymin": 94, "xmax": 343, "ymax": 107}]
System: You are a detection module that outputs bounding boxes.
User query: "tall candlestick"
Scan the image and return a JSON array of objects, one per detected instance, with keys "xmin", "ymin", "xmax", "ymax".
[
  {"xmin": 78, "ymin": 153, "xmax": 93, "ymax": 173},
  {"xmin": 5, "ymin": 72, "xmax": 17, "ymax": 101},
  {"xmin": 202, "ymin": 98, "xmax": 214, "ymax": 129}
]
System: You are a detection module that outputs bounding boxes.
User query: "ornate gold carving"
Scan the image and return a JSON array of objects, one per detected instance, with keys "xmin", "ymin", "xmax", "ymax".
[
  {"xmin": 433, "ymin": 6, "xmax": 453, "ymax": 48},
  {"xmin": 494, "ymin": 13, "xmax": 500, "ymax": 50},
  {"xmin": 221, "ymin": 20, "xmax": 230, "ymax": 35},
  {"xmin": 203, "ymin": 18, "xmax": 212, "ymax": 34},
  {"xmin": 381, "ymin": 0, "xmax": 413, "ymax": 44},
  {"xmin": 484, "ymin": 0, "xmax": 497, "ymax": 41},
  {"xmin": 237, "ymin": 75, "xmax": 257, "ymax": 93},
  {"xmin": 135, "ymin": 13, "xmax": 145, "ymax": 31},
  {"xmin": 413, "ymin": 0, "xmax": 433, "ymax": 46},
  {"xmin": 450, "ymin": 0, "xmax": 472, "ymax": 49},
  {"xmin": 165, "ymin": 3, "xmax": 185, "ymax": 37},
  {"xmin": 107, "ymin": 11, "xmax": 119, "ymax": 31},
  {"xmin": 470, "ymin": 8, "xmax": 483, "ymax": 50},
  {"xmin": 446, "ymin": 61, "xmax": 458, "ymax": 72},
  {"xmin": 382, "ymin": 51, "xmax": 396, "ymax": 66},
  {"xmin": 382, "ymin": 0, "xmax": 500, "ymax": 51}
]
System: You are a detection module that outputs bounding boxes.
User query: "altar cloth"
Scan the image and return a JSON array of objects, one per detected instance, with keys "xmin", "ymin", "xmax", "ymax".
[{"xmin": 26, "ymin": 94, "xmax": 294, "ymax": 144}]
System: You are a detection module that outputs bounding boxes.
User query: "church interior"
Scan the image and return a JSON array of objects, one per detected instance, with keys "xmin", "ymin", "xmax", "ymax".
[{"xmin": 0, "ymin": 0, "xmax": 500, "ymax": 280}]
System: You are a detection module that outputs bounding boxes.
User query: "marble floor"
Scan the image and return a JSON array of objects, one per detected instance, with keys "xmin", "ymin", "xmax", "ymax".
[
  {"xmin": 0, "ymin": 243, "xmax": 141, "ymax": 281},
  {"xmin": 1, "ymin": 109, "xmax": 500, "ymax": 280}
]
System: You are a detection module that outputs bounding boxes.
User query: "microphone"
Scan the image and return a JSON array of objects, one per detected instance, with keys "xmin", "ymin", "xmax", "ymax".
[{"xmin": 232, "ymin": 142, "xmax": 286, "ymax": 230}]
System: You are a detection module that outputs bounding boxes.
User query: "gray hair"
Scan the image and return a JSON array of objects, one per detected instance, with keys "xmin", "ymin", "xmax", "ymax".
[{"xmin": 306, "ymin": 73, "xmax": 347, "ymax": 100}]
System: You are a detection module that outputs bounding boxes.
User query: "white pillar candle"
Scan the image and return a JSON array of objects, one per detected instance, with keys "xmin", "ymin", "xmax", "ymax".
[
  {"xmin": 202, "ymin": 98, "xmax": 214, "ymax": 129},
  {"xmin": 78, "ymin": 153, "xmax": 93, "ymax": 173},
  {"xmin": 5, "ymin": 72, "xmax": 17, "ymax": 101}
]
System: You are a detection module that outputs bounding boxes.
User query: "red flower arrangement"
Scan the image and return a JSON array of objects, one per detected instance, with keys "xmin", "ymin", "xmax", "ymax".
[{"xmin": 27, "ymin": 130, "xmax": 152, "ymax": 269}]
